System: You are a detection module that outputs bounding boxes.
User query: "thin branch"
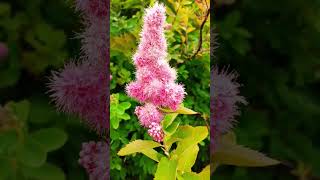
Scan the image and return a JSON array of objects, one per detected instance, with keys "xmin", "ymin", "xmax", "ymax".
[{"xmin": 190, "ymin": 7, "xmax": 210, "ymax": 60}]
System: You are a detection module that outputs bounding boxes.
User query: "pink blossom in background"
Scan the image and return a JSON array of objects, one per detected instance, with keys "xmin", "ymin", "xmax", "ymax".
[
  {"xmin": 49, "ymin": 0, "xmax": 109, "ymax": 134},
  {"xmin": 48, "ymin": 62, "xmax": 108, "ymax": 134},
  {"xmin": 75, "ymin": 0, "xmax": 108, "ymax": 70},
  {"xmin": 211, "ymin": 66, "xmax": 247, "ymax": 152},
  {"xmin": 126, "ymin": 3, "xmax": 186, "ymax": 142},
  {"xmin": 0, "ymin": 42, "xmax": 8, "ymax": 61},
  {"xmin": 49, "ymin": 0, "xmax": 109, "ymax": 179},
  {"xmin": 75, "ymin": 0, "xmax": 108, "ymax": 18},
  {"xmin": 79, "ymin": 141, "xmax": 109, "ymax": 180}
]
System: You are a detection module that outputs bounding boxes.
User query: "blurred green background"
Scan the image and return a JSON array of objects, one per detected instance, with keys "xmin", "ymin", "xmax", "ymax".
[
  {"xmin": 110, "ymin": 0, "xmax": 210, "ymax": 179},
  {"xmin": 213, "ymin": 0, "xmax": 320, "ymax": 179},
  {"xmin": 0, "ymin": 0, "xmax": 100, "ymax": 179}
]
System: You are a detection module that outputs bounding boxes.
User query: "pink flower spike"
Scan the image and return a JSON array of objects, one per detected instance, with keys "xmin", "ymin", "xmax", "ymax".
[
  {"xmin": 135, "ymin": 103, "xmax": 163, "ymax": 127},
  {"xmin": 147, "ymin": 122, "xmax": 164, "ymax": 142},
  {"xmin": 126, "ymin": 2, "xmax": 185, "ymax": 110},
  {"xmin": 126, "ymin": 82, "xmax": 146, "ymax": 102},
  {"xmin": 162, "ymin": 83, "xmax": 186, "ymax": 111},
  {"xmin": 125, "ymin": 2, "xmax": 187, "ymax": 142}
]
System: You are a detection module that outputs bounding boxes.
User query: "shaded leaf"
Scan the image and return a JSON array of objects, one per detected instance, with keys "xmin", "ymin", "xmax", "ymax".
[
  {"xmin": 22, "ymin": 163, "xmax": 65, "ymax": 180},
  {"xmin": 31, "ymin": 128, "xmax": 68, "ymax": 152},
  {"xmin": 212, "ymin": 140, "xmax": 280, "ymax": 167},
  {"xmin": 17, "ymin": 138, "xmax": 47, "ymax": 167}
]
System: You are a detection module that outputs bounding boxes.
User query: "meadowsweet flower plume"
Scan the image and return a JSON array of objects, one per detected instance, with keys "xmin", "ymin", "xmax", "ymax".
[
  {"xmin": 126, "ymin": 2, "xmax": 186, "ymax": 142},
  {"xmin": 135, "ymin": 103, "xmax": 163, "ymax": 128},
  {"xmin": 211, "ymin": 66, "xmax": 247, "ymax": 152}
]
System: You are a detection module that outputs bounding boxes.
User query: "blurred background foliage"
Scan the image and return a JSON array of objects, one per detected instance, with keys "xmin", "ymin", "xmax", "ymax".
[
  {"xmin": 110, "ymin": 0, "xmax": 210, "ymax": 179},
  {"xmin": 213, "ymin": 0, "xmax": 320, "ymax": 179},
  {"xmin": 0, "ymin": 0, "xmax": 100, "ymax": 179}
]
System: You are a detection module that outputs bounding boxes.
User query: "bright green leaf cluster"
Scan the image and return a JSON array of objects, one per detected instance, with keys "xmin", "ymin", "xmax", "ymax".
[{"xmin": 110, "ymin": 93, "xmax": 131, "ymax": 129}]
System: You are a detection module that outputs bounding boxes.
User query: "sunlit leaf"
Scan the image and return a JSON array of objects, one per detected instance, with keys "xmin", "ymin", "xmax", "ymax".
[
  {"xmin": 154, "ymin": 157, "xmax": 178, "ymax": 180},
  {"xmin": 118, "ymin": 140, "xmax": 161, "ymax": 156}
]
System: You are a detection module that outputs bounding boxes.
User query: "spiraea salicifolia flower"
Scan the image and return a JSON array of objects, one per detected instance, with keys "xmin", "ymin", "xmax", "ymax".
[
  {"xmin": 49, "ymin": 0, "xmax": 108, "ymax": 134},
  {"xmin": 126, "ymin": 2, "xmax": 186, "ymax": 142},
  {"xmin": 211, "ymin": 66, "xmax": 247, "ymax": 152},
  {"xmin": 135, "ymin": 103, "xmax": 163, "ymax": 127},
  {"xmin": 126, "ymin": 2, "xmax": 186, "ymax": 111},
  {"xmin": 79, "ymin": 141, "xmax": 109, "ymax": 180}
]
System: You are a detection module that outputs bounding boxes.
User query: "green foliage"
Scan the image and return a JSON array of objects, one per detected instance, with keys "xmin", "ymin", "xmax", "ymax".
[
  {"xmin": 30, "ymin": 128, "xmax": 68, "ymax": 152},
  {"xmin": 118, "ymin": 114, "xmax": 209, "ymax": 179},
  {"xmin": 154, "ymin": 157, "xmax": 178, "ymax": 180},
  {"xmin": 110, "ymin": 93, "xmax": 131, "ymax": 129},
  {"xmin": 118, "ymin": 140, "xmax": 163, "ymax": 162},
  {"xmin": 0, "ymin": 100, "xmax": 68, "ymax": 179},
  {"xmin": 0, "ymin": 1, "xmax": 92, "ymax": 179},
  {"xmin": 22, "ymin": 163, "xmax": 65, "ymax": 180},
  {"xmin": 213, "ymin": 0, "xmax": 320, "ymax": 179}
]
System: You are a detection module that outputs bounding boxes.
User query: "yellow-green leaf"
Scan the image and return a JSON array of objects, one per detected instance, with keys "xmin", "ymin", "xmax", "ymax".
[
  {"xmin": 162, "ymin": 113, "xmax": 178, "ymax": 129},
  {"xmin": 180, "ymin": 172, "xmax": 199, "ymax": 180},
  {"xmin": 118, "ymin": 140, "xmax": 161, "ymax": 156},
  {"xmin": 212, "ymin": 140, "xmax": 280, "ymax": 167},
  {"xmin": 164, "ymin": 126, "xmax": 207, "ymax": 151},
  {"xmin": 177, "ymin": 144, "xmax": 199, "ymax": 172},
  {"xmin": 164, "ymin": 119, "xmax": 181, "ymax": 136},
  {"xmin": 140, "ymin": 148, "xmax": 164, "ymax": 162},
  {"xmin": 175, "ymin": 105, "xmax": 198, "ymax": 115},
  {"xmin": 175, "ymin": 126, "xmax": 208, "ymax": 155},
  {"xmin": 198, "ymin": 165, "xmax": 210, "ymax": 179},
  {"xmin": 160, "ymin": 104, "xmax": 198, "ymax": 115},
  {"xmin": 154, "ymin": 157, "xmax": 178, "ymax": 180}
]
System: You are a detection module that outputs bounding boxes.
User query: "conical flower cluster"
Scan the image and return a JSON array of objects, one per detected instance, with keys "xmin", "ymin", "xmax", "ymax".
[
  {"xmin": 126, "ymin": 3, "xmax": 186, "ymax": 142},
  {"xmin": 211, "ymin": 66, "xmax": 247, "ymax": 152},
  {"xmin": 48, "ymin": 0, "xmax": 109, "ymax": 135}
]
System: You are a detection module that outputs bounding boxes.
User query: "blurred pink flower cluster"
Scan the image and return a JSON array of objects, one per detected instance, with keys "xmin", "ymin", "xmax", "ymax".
[
  {"xmin": 0, "ymin": 42, "xmax": 8, "ymax": 62},
  {"xmin": 79, "ymin": 141, "xmax": 109, "ymax": 180},
  {"xmin": 211, "ymin": 66, "xmax": 247, "ymax": 152},
  {"xmin": 48, "ymin": 0, "xmax": 109, "ymax": 179},
  {"xmin": 126, "ymin": 3, "xmax": 186, "ymax": 142},
  {"xmin": 49, "ymin": 0, "xmax": 108, "ymax": 135}
]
